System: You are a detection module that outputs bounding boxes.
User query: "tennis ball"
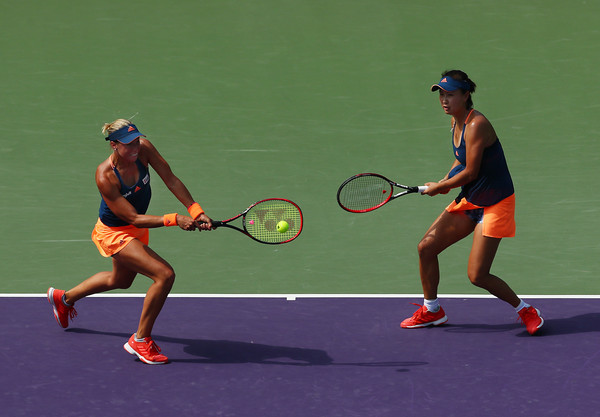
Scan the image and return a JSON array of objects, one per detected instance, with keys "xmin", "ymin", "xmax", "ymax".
[{"xmin": 276, "ymin": 220, "xmax": 289, "ymax": 233}]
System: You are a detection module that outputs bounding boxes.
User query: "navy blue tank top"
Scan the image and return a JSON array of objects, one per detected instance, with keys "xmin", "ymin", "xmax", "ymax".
[
  {"xmin": 99, "ymin": 159, "xmax": 152, "ymax": 227},
  {"xmin": 448, "ymin": 114, "xmax": 514, "ymax": 207}
]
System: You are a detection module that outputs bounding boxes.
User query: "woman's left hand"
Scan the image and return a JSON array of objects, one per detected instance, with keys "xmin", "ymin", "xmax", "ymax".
[
  {"xmin": 194, "ymin": 213, "xmax": 214, "ymax": 231},
  {"xmin": 423, "ymin": 182, "xmax": 450, "ymax": 197},
  {"xmin": 176, "ymin": 214, "xmax": 199, "ymax": 231}
]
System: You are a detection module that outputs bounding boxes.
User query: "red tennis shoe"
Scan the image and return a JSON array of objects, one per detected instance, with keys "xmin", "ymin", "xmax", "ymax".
[
  {"xmin": 401, "ymin": 304, "xmax": 448, "ymax": 328},
  {"xmin": 124, "ymin": 334, "xmax": 169, "ymax": 365},
  {"xmin": 47, "ymin": 287, "xmax": 77, "ymax": 328},
  {"xmin": 518, "ymin": 306, "xmax": 544, "ymax": 335}
]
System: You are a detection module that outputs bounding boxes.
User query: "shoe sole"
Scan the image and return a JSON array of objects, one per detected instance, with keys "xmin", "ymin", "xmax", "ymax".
[
  {"xmin": 124, "ymin": 342, "xmax": 168, "ymax": 365},
  {"xmin": 402, "ymin": 315, "xmax": 448, "ymax": 329},
  {"xmin": 47, "ymin": 287, "xmax": 68, "ymax": 329}
]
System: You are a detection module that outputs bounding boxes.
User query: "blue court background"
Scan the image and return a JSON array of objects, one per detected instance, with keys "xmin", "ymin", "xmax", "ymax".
[{"xmin": 1, "ymin": 0, "xmax": 598, "ymax": 295}]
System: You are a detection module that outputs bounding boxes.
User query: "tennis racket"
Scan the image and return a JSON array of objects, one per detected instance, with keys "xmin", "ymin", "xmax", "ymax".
[
  {"xmin": 337, "ymin": 173, "xmax": 428, "ymax": 213},
  {"xmin": 208, "ymin": 198, "xmax": 303, "ymax": 244}
]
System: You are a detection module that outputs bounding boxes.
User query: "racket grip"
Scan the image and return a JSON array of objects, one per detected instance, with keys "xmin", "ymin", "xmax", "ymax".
[
  {"xmin": 417, "ymin": 185, "xmax": 428, "ymax": 193},
  {"xmin": 198, "ymin": 220, "xmax": 222, "ymax": 228}
]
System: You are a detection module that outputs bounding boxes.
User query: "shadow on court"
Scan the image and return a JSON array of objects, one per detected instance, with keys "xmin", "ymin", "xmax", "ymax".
[
  {"xmin": 442, "ymin": 322, "xmax": 521, "ymax": 333},
  {"xmin": 66, "ymin": 327, "xmax": 427, "ymax": 369},
  {"xmin": 67, "ymin": 327, "xmax": 334, "ymax": 365},
  {"xmin": 531, "ymin": 312, "xmax": 600, "ymax": 336},
  {"xmin": 442, "ymin": 312, "xmax": 600, "ymax": 336}
]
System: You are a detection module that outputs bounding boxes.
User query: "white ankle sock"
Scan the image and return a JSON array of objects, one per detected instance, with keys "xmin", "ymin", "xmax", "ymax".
[
  {"xmin": 514, "ymin": 299, "xmax": 530, "ymax": 312},
  {"xmin": 424, "ymin": 298, "xmax": 440, "ymax": 313}
]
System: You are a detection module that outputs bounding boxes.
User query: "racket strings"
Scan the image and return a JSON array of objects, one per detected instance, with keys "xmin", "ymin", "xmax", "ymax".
[
  {"xmin": 338, "ymin": 176, "xmax": 392, "ymax": 212},
  {"xmin": 244, "ymin": 200, "xmax": 302, "ymax": 243}
]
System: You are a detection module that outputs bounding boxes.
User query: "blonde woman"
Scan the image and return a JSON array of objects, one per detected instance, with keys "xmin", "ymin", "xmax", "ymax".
[{"xmin": 47, "ymin": 119, "xmax": 213, "ymax": 364}]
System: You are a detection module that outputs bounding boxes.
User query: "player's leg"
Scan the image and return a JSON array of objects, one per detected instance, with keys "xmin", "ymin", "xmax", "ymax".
[
  {"xmin": 468, "ymin": 224, "xmax": 544, "ymax": 334},
  {"xmin": 467, "ymin": 223, "xmax": 520, "ymax": 307},
  {"xmin": 63, "ymin": 260, "xmax": 137, "ymax": 305},
  {"xmin": 402, "ymin": 210, "xmax": 476, "ymax": 329},
  {"xmin": 113, "ymin": 239, "xmax": 175, "ymax": 364},
  {"xmin": 111, "ymin": 239, "xmax": 175, "ymax": 339},
  {"xmin": 417, "ymin": 210, "xmax": 475, "ymax": 299},
  {"xmin": 48, "ymin": 257, "xmax": 138, "ymax": 328}
]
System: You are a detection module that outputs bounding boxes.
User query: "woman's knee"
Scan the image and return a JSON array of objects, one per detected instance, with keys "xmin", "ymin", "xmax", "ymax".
[
  {"xmin": 467, "ymin": 268, "xmax": 488, "ymax": 288},
  {"xmin": 155, "ymin": 266, "xmax": 176, "ymax": 287},
  {"xmin": 418, "ymin": 238, "xmax": 438, "ymax": 259}
]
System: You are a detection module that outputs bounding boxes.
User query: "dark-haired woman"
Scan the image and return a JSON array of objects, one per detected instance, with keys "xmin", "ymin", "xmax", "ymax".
[{"xmin": 400, "ymin": 71, "xmax": 544, "ymax": 335}]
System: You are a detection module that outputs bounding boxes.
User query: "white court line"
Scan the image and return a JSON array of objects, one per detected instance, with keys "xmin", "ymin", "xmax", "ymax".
[{"xmin": 4, "ymin": 293, "xmax": 600, "ymax": 300}]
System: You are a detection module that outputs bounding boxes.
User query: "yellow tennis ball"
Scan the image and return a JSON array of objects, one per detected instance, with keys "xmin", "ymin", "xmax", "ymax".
[{"xmin": 276, "ymin": 220, "xmax": 289, "ymax": 233}]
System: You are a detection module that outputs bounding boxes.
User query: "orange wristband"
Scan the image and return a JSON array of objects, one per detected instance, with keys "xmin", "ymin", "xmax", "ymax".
[
  {"xmin": 163, "ymin": 213, "xmax": 178, "ymax": 227},
  {"xmin": 187, "ymin": 202, "xmax": 204, "ymax": 219}
]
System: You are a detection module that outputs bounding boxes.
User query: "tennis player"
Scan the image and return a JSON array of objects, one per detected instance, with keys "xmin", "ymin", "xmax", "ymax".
[
  {"xmin": 47, "ymin": 119, "xmax": 213, "ymax": 364},
  {"xmin": 400, "ymin": 70, "xmax": 544, "ymax": 335}
]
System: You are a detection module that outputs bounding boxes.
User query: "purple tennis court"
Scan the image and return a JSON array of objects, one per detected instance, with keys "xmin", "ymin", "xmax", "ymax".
[{"xmin": 2, "ymin": 296, "xmax": 599, "ymax": 416}]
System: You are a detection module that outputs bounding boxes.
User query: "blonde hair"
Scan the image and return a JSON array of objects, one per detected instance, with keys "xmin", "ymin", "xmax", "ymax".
[{"xmin": 101, "ymin": 119, "xmax": 132, "ymax": 137}]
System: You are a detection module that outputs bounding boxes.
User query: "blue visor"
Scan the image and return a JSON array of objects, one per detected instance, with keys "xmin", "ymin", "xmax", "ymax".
[
  {"xmin": 431, "ymin": 77, "xmax": 470, "ymax": 92},
  {"xmin": 105, "ymin": 124, "xmax": 145, "ymax": 143}
]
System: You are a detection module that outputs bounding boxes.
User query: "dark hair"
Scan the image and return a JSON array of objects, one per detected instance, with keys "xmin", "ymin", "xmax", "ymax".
[{"xmin": 442, "ymin": 70, "xmax": 476, "ymax": 109}]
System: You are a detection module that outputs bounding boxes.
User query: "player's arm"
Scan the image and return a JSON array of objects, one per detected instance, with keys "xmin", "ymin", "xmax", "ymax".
[
  {"xmin": 140, "ymin": 139, "xmax": 213, "ymax": 228},
  {"xmin": 441, "ymin": 159, "xmax": 462, "ymax": 182},
  {"xmin": 449, "ymin": 116, "xmax": 491, "ymax": 186},
  {"xmin": 426, "ymin": 159, "xmax": 462, "ymax": 195},
  {"xmin": 425, "ymin": 116, "xmax": 490, "ymax": 196},
  {"xmin": 95, "ymin": 162, "xmax": 196, "ymax": 230}
]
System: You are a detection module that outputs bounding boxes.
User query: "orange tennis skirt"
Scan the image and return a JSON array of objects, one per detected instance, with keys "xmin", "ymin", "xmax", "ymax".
[
  {"xmin": 91, "ymin": 218, "xmax": 149, "ymax": 257},
  {"xmin": 446, "ymin": 194, "xmax": 516, "ymax": 238}
]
